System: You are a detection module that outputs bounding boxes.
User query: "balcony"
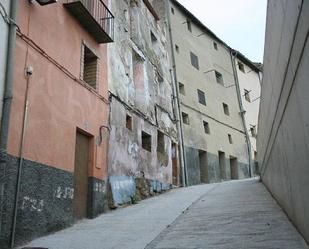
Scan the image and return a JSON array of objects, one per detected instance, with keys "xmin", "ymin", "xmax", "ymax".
[{"xmin": 64, "ymin": 0, "xmax": 114, "ymax": 43}]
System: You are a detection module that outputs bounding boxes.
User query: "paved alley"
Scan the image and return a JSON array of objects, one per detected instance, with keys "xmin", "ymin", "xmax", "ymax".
[{"xmin": 21, "ymin": 179, "xmax": 308, "ymax": 249}]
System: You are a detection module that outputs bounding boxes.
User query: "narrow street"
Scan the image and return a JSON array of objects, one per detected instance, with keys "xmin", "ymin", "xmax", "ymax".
[{"xmin": 21, "ymin": 179, "xmax": 308, "ymax": 249}]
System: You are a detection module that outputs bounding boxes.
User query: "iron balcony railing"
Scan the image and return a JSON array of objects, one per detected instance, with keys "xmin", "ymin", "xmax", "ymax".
[{"xmin": 65, "ymin": 0, "xmax": 114, "ymax": 43}]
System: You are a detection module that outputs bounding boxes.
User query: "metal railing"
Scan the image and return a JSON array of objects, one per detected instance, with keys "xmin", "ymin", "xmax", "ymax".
[{"xmin": 67, "ymin": 0, "xmax": 114, "ymax": 41}]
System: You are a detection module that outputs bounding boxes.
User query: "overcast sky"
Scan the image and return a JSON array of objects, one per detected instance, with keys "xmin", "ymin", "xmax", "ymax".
[{"xmin": 177, "ymin": 0, "xmax": 267, "ymax": 63}]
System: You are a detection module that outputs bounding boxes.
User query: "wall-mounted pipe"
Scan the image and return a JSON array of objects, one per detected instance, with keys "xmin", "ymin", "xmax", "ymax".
[
  {"xmin": 10, "ymin": 68, "xmax": 32, "ymax": 249},
  {"xmin": 166, "ymin": 0, "xmax": 187, "ymax": 186},
  {"xmin": 0, "ymin": 0, "xmax": 18, "ymax": 243},
  {"xmin": 230, "ymin": 50, "xmax": 253, "ymax": 178}
]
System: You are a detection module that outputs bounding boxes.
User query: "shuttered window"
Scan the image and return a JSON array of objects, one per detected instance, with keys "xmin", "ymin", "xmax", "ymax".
[{"xmin": 81, "ymin": 44, "xmax": 98, "ymax": 89}]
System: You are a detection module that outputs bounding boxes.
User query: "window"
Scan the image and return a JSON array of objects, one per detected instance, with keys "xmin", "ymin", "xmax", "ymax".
[
  {"xmin": 151, "ymin": 31, "xmax": 157, "ymax": 43},
  {"xmin": 157, "ymin": 73, "xmax": 164, "ymax": 95},
  {"xmin": 171, "ymin": 7, "xmax": 174, "ymax": 14},
  {"xmin": 126, "ymin": 114, "xmax": 132, "ymax": 130},
  {"xmin": 132, "ymin": 50, "xmax": 144, "ymax": 87},
  {"xmin": 228, "ymin": 134, "xmax": 233, "ymax": 144},
  {"xmin": 223, "ymin": 103, "xmax": 230, "ymax": 116},
  {"xmin": 182, "ymin": 112, "xmax": 189, "ymax": 125},
  {"xmin": 213, "ymin": 41, "xmax": 218, "ymax": 50},
  {"xmin": 82, "ymin": 45, "xmax": 98, "ymax": 89},
  {"xmin": 175, "ymin": 44, "xmax": 179, "ymax": 53},
  {"xmin": 238, "ymin": 62, "xmax": 245, "ymax": 73},
  {"xmin": 187, "ymin": 19, "xmax": 192, "ymax": 32},
  {"xmin": 197, "ymin": 89, "xmax": 206, "ymax": 106},
  {"xmin": 142, "ymin": 131, "xmax": 152, "ymax": 152},
  {"xmin": 179, "ymin": 82, "xmax": 185, "ymax": 95},
  {"xmin": 203, "ymin": 121, "xmax": 210, "ymax": 134},
  {"xmin": 215, "ymin": 71, "xmax": 223, "ymax": 84},
  {"xmin": 250, "ymin": 125, "xmax": 257, "ymax": 138},
  {"xmin": 157, "ymin": 130, "xmax": 165, "ymax": 153},
  {"xmin": 190, "ymin": 52, "xmax": 199, "ymax": 70},
  {"xmin": 244, "ymin": 89, "xmax": 251, "ymax": 102}
]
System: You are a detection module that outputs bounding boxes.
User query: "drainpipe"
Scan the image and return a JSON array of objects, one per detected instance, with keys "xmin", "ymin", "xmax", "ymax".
[
  {"xmin": 0, "ymin": 0, "xmax": 18, "ymax": 242},
  {"xmin": 166, "ymin": 0, "xmax": 187, "ymax": 186},
  {"xmin": 230, "ymin": 50, "xmax": 253, "ymax": 177}
]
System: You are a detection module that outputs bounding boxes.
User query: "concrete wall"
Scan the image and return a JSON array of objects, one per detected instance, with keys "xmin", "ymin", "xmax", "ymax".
[
  {"xmin": 169, "ymin": 1, "xmax": 250, "ymax": 185},
  {"xmin": 0, "ymin": 0, "xmax": 10, "ymax": 125},
  {"xmin": 258, "ymin": 0, "xmax": 309, "ymax": 244},
  {"xmin": 107, "ymin": 0, "xmax": 179, "ymax": 205},
  {"xmin": 1, "ymin": 1, "xmax": 110, "ymax": 247}
]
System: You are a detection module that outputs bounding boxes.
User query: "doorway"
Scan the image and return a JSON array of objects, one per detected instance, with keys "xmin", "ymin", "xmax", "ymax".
[
  {"xmin": 199, "ymin": 150, "xmax": 208, "ymax": 183},
  {"xmin": 74, "ymin": 131, "xmax": 90, "ymax": 219},
  {"xmin": 218, "ymin": 151, "xmax": 226, "ymax": 180},
  {"xmin": 172, "ymin": 142, "xmax": 178, "ymax": 186},
  {"xmin": 230, "ymin": 156, "xmax": 238, "ymax": 180}
]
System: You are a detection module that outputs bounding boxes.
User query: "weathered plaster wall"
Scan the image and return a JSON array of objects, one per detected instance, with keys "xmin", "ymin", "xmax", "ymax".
[
  {"xmin": 1, "ymin": 1, "xmax": 110, "ymax": 247},
  {"xmin": 108, "ymin": 0, "xmax": 178, "ymax": 204},
  {"xmin": 0, "ymin": 0, "xmax": 10, "ymax": 124},
  {"xmin": 169, "ymin": 1, "xmax": 250, "ymax": 185},
  {"xmin": 258, "ymin": 0, "xmax": 309, "ymax": 243}
]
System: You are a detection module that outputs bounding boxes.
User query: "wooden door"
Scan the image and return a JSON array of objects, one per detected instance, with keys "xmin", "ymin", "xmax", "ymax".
[{"xmin": 74, "ymin": 131, "xmax": 90, "ymax": 219}]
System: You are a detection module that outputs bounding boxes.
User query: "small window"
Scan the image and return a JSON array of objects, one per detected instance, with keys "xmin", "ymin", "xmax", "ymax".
[
  {"xmin": 82, "ymin": 45, "xmax": 98, "ymax": 89},
  {"xmin": 190, "ymin": 52, "xmax": 199, "ymax": 70},
  {"xmin": 228, "ymin": 134, "xmax": 233, "ymax": 144},
  {"xmin": 126, "ymin": 114, "xmax": 132, "ymax": 130},
  {"xmin": 179, "ymin": 82, "xmax": 185, "ymax": 95},
  {"xmin": 151, "ymin": 31, "xmax": 157, "ymax": 43},
  {"xmin": 182, "ymin": 112, "xmax": 189, "ymax": 125},
  {"xmin": 175, "ymin": 44, "xmax": 179, "ymax": 53},
  {"xmin": 223, "ymin": 103, "xmax": 230, "ymax": 116},
  {"xmin": 171, "ymin": 7, "xmax": 175, "ymax": 14},
  {"xmin": 157, "ymin": 130, "xmax": 165, "ymax": 153},
  {"xmin": 254, "ymin": 151, "xmax": 257, "ymax": 161},
  {"xmin": 244, "ymin": 89, "xmax": 251, "ymax": 102},
  {"xmin": 250, "ymin": 125, "xmax": 257, "ymax": 138},
  {"xmin": 142, "ymin": 131, "xmax": 152, "ymax": 152},
  {"xmin": 215, "ymin": 71, "xmax": 223, "ymax": 84},
  {"xmin": 203, "ymin": 121, "xmax": 210, "ymax": 134},
  {"xmin": 238, "ymin": 62, "xmax": 245, "ymax": 73},
  {"xmin": 197, "ymin": 89, "xmax": 206, "ymax": 106},
  {"xmin": 157, "ymin": 73, "xmax": 164, "ymax": 95},
  {"xmin": 187, "ymin": 19, "xmax": 192, "ymax": 32},
  {"xmin": 213, "ymin": 41, "xmax": 218, "ymax": 50}
]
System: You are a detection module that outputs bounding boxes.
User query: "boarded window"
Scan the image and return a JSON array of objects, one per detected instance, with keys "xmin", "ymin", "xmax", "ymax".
[
  {"xmin": 182, "ymin": 112, "xmax": 189, "ymax": 125},
  {"xmin": 126, "ymin": 114, "xmax": 132, "ymax": 130},
  {"xmin": 142, "ymin": 131, "xmax": 151, "ymax": 152},
  {"xmin": 197, "ymin": 89, "xmax": 206, "ymax": 105},
  {"xmin": 228, "ymin": 134, "xmax": 233, "ymax": 144},
  {"xmin": 213, "ymin": 41, "xmax": 218, "ymax": 50},
  {"xmin": 82, "ymin": 45, "xmax": 98, "ymax": 89},
  {"xmin": 179, "ymin": 82, "xmax": 185, "ymax": 95},
  {"xmin": 244, "ymin": 89, "xmax": 251, "ymax": 102},
  {"xmin": 223, "ymin": 103, "xmax": 230, "ymax": 116},
  {"xmin": 157, "ymin": 130, "xmax": 165, "ymax": 153},
  {"xmin": 203, "ymin": 121, "xmax": 210, "ymax": 134},
  {"xmin": 190, "ymin": 52, "xmax": 199, "ymax": 70},
  {"xmin": 238, "ymin": 62, "xmax": 245, "ymax": 73},
  {"xmin": 215, "ymin": 71, "xmax": 223, "ymax": 84}
]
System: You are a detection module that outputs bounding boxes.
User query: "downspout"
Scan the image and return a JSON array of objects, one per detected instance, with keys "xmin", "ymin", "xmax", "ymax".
[
  {"xmin": 0, "ymin": 0, "xmax": 18, "ymax": 241},
  {"xmin": 230, "ymin": 50, "xmax": 253, "ymax": 178},
  {"xmin": 166, "ymin": 0, "xmax": 187, "ymax": 186}
]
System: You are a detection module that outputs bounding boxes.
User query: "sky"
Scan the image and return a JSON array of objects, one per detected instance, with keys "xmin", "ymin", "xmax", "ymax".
[{"xmin": 177, "ymin": 0, "xmax": 267, "ymax": 63}]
